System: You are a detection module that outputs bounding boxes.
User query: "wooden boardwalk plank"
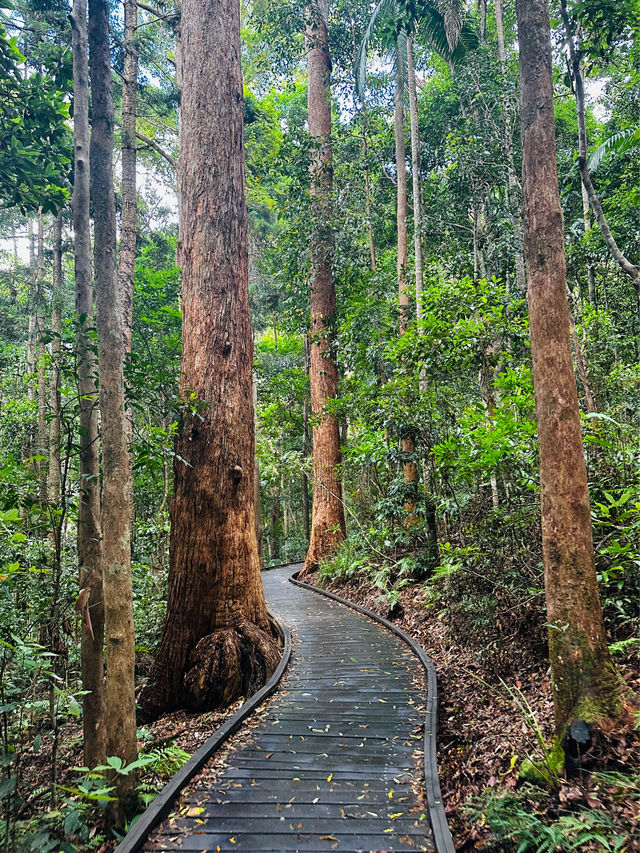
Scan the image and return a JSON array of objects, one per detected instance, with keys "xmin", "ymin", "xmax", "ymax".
[{"xmin": 144, "ymin": 566, "xmax": 434, "ymax": 852}]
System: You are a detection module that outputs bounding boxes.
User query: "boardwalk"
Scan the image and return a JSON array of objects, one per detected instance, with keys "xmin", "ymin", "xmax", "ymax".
[{"xmin": 144, "ymin": 566, "xmax": 434, "ymax": 852}]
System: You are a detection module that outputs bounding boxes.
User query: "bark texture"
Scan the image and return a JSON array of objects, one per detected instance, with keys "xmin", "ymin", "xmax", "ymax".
[
  {"xmin": 138, "ymin": 0, "xmax": 278, "ymax": 719},
  {"xmin": 48, "ymin": 214, "xmax": 62, "ymax": 514},
  {"xmin": 394, "ymin": 44, "xmax": 418, "ymax": 517},
  {"xmin": 407, "ymin": 37, "xmax": 424, "ymax": 323},
  {"xmin": 36, "ymin": 210, "xmax": 48, "ymax": 501},
  {"xmin": 301, "ymin": 0, "xmax": 346, "ymax": 574},
  {"xmin": 71, "ymin": 0, "xmax": 105, "ymax": 769},
  {"xmin": 119, "ymin": 0, "xmax": 137, "ymax": 358},
  {"xmin": 89, "ymin": 0, "xmax": 137, "ymax": 817},
  {"xmin": 516, "ymin": 0, "xmax": 620, "ymax": 736},
  {"xmin": 495, "ymin": 0, "xmax": 526, "ymax": 294}
]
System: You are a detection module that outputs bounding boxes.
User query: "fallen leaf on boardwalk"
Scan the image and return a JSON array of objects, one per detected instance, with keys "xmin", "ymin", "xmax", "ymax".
[
  {"xmin": 327, "ymin": 773, "xmax": 333, "ymax": 781},
  {"xmin": 186, "ymin": 807, "xmax": 205, "ymax": 817},
  {"xmin": 320, "ymin": 835, "xmax": 338, "ymax": 841}
]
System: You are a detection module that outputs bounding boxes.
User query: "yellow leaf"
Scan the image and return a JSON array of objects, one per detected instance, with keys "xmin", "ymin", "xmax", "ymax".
[
  {"xmin": 327, "ymin": 773, "xmax": 333, "ymax": 782},
  {"xmin": 186, "ymin": 807, "xmax": 205, "ymax": 817}
]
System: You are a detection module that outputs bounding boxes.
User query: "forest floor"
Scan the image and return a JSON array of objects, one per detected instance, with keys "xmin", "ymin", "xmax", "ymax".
[
  {"xmin": 17, "ymin": 575, "xmax": 639, "ymax": 853},
  {"xmin": 308, "ymin": 573, "xmax": 640, "ymax": 852}
]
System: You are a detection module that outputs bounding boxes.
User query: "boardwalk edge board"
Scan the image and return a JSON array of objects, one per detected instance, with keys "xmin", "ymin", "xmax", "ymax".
[
  {"xmin": 289, "ymin": 570, "xmax": 456, "ymax": 853},
  {"xmin": 113, "ymin": 610, "xmax": 292, "ymax": 853}
]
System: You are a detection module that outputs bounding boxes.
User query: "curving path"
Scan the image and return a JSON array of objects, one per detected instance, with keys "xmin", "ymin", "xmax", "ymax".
[{"xmin": 143, "ymin": 566, "xmax": 435, "ymax": 852}]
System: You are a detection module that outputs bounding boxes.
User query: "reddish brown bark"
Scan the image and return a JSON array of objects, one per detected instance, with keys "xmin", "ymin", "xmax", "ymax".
[
  {"xmin": 71, "ymin": 0, "xmax": 105, "ymax": 769},
  {"xmin": 516, "ymin": 0, "xmax": 621, "ymax": 736},
  {"xmin": 138, "ymin": 0, "xmax": 278, "ymax": 719},
  {"xmin": 89, "ymin": 0, "xmax": 137, "ymax": 819},
  {"xmin": 301, "ymin": 0, "xmax": 346, "ymax": 575}
]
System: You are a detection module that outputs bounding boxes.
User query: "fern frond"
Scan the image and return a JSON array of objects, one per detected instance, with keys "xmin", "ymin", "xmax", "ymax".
[{"xmin": 588, "ymin": 126, "xmax": 640, "ymax": 172}]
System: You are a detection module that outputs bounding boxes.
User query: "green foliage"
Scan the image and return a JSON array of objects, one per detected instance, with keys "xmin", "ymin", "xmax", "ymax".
[
  {"xmin": 0, "ymin": 15, "xmax": 71, "ymax": 212},
  {"xmin": 469, "ymin": 779, "xmax": 636, "ymax": 853}
]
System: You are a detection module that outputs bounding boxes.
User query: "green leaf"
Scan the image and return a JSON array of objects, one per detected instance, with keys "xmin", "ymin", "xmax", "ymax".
[{"xmin": 0, "ymin": 776, "xmax": 16, "ymax": 799}]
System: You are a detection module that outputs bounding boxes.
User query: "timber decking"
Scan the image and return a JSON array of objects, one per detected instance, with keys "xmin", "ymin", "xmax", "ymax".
[{"xmin": 143, "ymin": 566, "xmax": 435, "ymax": 852}]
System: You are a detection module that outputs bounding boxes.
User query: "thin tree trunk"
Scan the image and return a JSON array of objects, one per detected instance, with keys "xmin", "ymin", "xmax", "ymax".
[
  {"xmin": 495, "ymin": 0, "xmax": 526, "ymax": 293},
  {"xmin": 119, "ymin": 0, "xmax": 137, "ymax": 358},
  {"xmin": 71, "ymin": 0, "xmax": 105, "ymax": 771},
  {"xmin": 302, "ymin": 335, "xmax": 311, "ymax": 544},
  {"xmin": 516, "ymin": 0, "xmax": 621, "ymax": 737},
  {"xmin": 252, "ymin": 372, "xmax": 263, "ymax": 564},
  {"xmin": 569, "ymin": 312, "xmax": 596, "ymax": 414},
  {"xmin": 559, "ymin": 0, "xmax": 640, "ymax": 319},
  {"xmin": 37, "ymin": 210, "xmax": 48, "ymax": 502},
  {"xmin": 301, "ymin": 0, "xmax": 346, "ymax": 574},
  {"xmin": 407, "ymin": 36, "xmax": 424, "ymax": 323},
  {"xmin": 580, "ymin": 181, "xmax": 597, "ymax": 307},
  {"xmin": 88, "ymin": 0, "xmax": 137, "ymax": 822},
  {"xmin": 362, "ymin": 113, "xmax": 376, "ymax": 271},
  {"xmin": 48, "ymin": 214, "xmax": 62, "ymax": 515},
  {"xmin": 139, "ymin": 0, "xmax": 278, "ymax": 720},
  {"xmin": 395, "ymin": 37, "xmax": 418, "ymax": 518}
]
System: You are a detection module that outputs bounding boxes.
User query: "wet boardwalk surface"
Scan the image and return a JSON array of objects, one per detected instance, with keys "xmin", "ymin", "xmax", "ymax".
[{"xmin": 145, "ymin": 565, "xmax": 434, "ymax": 852}]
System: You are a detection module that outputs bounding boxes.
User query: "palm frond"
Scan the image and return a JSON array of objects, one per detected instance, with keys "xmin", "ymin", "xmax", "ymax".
[
  {"xmin": 395, "ymin": 27, "xmax": 408, "ymax": 91},
  {"xmin": 355, "ymin": 0, "xmax": 397, "ymax": 98},
  {"xmin": 588, "ymin": 126, "xmax": 640, "ymax": 172},
  {"xmin": 438, "ymin": 0, "xmax": 463, "ymax": 50},
  {"xmin": 418, "ymin": 4, "xmax": 478, "ymax": 66}
]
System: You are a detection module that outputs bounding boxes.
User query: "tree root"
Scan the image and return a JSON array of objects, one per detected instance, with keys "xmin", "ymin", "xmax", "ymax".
[{"xmin": 183, "ymin": 619, "xmax": 281, "ymax": 711}]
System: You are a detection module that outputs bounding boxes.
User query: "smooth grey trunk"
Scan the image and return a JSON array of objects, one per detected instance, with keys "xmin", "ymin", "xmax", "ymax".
[{"xmin": 71, "ymin": 0, "xmax": 105, "ymax": 770}]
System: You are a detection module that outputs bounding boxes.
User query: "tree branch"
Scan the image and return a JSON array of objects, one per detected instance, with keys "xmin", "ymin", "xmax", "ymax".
[{"xmin": 135, "ymin": 131, "xmax": 177, "ymax": 170}]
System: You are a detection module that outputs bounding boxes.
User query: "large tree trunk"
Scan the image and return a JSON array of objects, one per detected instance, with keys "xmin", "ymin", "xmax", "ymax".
[
  {"xmin": 394, "ymin": 40, "xmax": 418, "ymax": 519},
  {"xmin": 516, "ymin": 0, "xmax": 621, "ymax": 738},
  {"xmin": 559, "ymin": 0, "xmax": 640, "ymax": 319},
  {"xmin": 88, "ymin": 0, "xmax": 137, "ymax": 821},
  {"xmin": 301, "ymin": 0, "xmax": 346, "ymax": 574},
  {"xmin": 138, "ymin": 0, "xmax": 279, "ymax": 720},
  {"xmin": 71, "ymin": 0, "xmax": 105, "ymax": 770}
]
